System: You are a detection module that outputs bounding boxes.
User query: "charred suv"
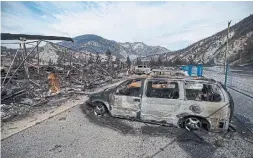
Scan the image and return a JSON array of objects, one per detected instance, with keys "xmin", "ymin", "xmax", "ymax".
[{"xmin": 86, "ymin": 77, "xmax": 234, "ymax": 133}]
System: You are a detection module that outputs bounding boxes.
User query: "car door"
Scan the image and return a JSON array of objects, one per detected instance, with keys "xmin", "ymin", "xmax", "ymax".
[
  {"xmin": 109, "ymin": 79, "xmax": 144, "ymax": 118},
  {"xmin": 140, "ymin": 79, "xmax": 184, "ymax": 124}
]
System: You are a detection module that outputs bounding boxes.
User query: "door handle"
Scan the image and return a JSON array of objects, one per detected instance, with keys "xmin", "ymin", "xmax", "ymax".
[{"xmin": 133, "ymin": 98, "xmax": 140, "ymax": 102}]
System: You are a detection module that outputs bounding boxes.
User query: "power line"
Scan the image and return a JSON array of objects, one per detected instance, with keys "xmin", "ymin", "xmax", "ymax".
[{"xmin": 150, "ymin": 18, "xmax": 242, "ymax": 39}]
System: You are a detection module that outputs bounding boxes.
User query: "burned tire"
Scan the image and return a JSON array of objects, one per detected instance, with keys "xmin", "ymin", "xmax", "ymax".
[
  {"xmin": 184, "ymin": 117, "xmax": 203, "ymax": 131},
  {"xmin": 93, "ymin": 102, "xmax": 106, "ymax": 116}
]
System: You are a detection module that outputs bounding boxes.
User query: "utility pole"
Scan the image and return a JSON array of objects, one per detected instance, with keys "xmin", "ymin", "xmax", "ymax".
[
  {"xmin": 224, "ymin": 20, "xmax": 232, "ymax": 73},
  {"xmin": 202, "ymin": 52, "xmax": 204, "ymax": 65},
  {"xmin": 240, "ymin": 38, "xmax": 242, "ymax": 65},
  {"xmin": 240, "ymin": 50, "xmax": 242, "ymax": 65},
  {"xmin": 224, "ymin": 20, "xmax": 232, "ymax": 87}
]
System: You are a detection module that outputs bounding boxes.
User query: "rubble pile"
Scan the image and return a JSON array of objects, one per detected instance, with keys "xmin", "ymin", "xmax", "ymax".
[
  {"xmin": 1, "ymin": 103, "xmax": 31, "ymax": 122},
  {"xmin": 1, "ymin": 43, "xmax": 130, "ymax": 122}
]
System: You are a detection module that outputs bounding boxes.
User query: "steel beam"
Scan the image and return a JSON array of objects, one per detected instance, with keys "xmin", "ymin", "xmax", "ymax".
[{"xmin": 1, "ymin": 33, "xmax": 73, "ymax": 42}]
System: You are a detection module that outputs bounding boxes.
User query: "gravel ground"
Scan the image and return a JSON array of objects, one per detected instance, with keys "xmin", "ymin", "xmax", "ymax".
[{"xmin": 1, "ymin": 103, "xmax": 253, "ymax": 158}]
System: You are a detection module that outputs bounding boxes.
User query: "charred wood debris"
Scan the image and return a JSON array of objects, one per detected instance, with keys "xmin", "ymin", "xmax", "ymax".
[{"xmin": 1, "ymin": 40, "xmax": 130, "ymax": 122}]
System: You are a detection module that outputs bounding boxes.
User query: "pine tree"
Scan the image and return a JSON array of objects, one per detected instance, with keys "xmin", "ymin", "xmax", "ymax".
[
  {"xmin": 105, "ymin": 49, "xmax": 112, "ymax": 73},
  {"xmin": 157, "ymin": 55, "xmax": 163, "ymax": 66},
  {"xmin": 106, "ymin": 49, "xmax": 112, "ymax": 64},
  {"xmin": 150, "ymin": 57, "xmax": 155, "ymax": 67},
  {"xmin": 95, "ymin": 52, "xmax": 101, "ymax": 64},
  {"xmin": 88, "ymin": 53, "xmax": 94, "ymax": 64},
  {"xmin": 136, "ymin": 57, "xmax": 142, "ymax": 65},
  {"xmin": 126, "ymin": 56, "xmax": 131, "ymax": 68},
  {"xmin": 105, "ymin": 49, "xmax": 112, "ymax": 56},
  {"xmin": 165, "ymin": 55, "xmax": 169, "ymax": 67}
]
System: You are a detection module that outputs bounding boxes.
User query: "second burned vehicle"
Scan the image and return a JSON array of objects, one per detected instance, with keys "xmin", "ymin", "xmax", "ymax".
[
  {"xmin": 86, "ymin": 76, "xmax": 234, "ymax": 133},
  {"xmin": 133, "ymin": 65, "xmax": 151, "ymax": 75}
]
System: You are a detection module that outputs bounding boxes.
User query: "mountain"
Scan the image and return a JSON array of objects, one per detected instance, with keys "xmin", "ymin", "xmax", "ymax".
[
  {"xmin": 142, "ymin": 14, "xmax": 253, "ymax": 66},
  {"xmin": 39, "ymin": 42, "xmax": 113, "ymax": 65},
  {"xmin": 59, "ymin": 34, "xmax": 169, "ymax": 60}
]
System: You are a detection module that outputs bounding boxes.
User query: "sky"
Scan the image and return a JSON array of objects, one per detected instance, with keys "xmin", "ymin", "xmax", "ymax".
[{"xmin": 1, "ymin": 1, "xmax": 253, "ymax": 50}]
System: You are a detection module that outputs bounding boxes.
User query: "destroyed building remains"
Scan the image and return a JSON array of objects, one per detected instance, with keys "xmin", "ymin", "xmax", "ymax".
[{"xmin": 1, "ymin": 33, "xmax": 130, "ymax": 122}]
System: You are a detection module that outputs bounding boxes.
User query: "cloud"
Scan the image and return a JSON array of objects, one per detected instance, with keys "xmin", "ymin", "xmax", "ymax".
[{"xmin": 1, "ymin": 1, "xmax": 253, "ymax": 50}]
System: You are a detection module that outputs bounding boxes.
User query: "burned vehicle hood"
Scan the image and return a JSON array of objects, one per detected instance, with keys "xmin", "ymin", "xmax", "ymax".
[
  {"xmin": 89, "ymin": 86, "xmax": 117, "ymax": 101},
  {"xmin": 89, "ymin": 91, "xmax": 105, "ymax": 99}
]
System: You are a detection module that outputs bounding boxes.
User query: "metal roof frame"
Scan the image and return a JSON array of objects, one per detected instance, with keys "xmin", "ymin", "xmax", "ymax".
[{"xmin": 1, "ymin": 33, "xmax": 74, "ymax": 42}]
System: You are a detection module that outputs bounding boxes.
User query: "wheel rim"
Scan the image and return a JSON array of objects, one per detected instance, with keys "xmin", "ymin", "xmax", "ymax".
[
  {"xmin": 94, "ymin": 104, "xmax": 105, "ymax": 116},
  {"xmin": 185, "ymin": 117, "xmax": 202, "ymax": 131}
]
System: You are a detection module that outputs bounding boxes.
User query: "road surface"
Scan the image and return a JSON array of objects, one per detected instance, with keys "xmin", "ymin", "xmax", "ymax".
[{"xmin": 1, "ymin": 101, "xmax": 253, "ymax": 158}]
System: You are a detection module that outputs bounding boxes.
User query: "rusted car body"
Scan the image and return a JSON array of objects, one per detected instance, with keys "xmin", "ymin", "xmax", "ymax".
[{"xmin": 87, "ymin": 76, "xmax": 234, "ymax": 133}]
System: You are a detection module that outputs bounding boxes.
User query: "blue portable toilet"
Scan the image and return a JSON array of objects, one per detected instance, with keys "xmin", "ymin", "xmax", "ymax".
[
  {"xmin": 191, "ymin": 65, "xmax": 198, "ymax": 76},
  {"xmin": 188, "ymin": 65, "xmax": 193, "ymax": 76},
  {"xmin": 181, "ymin": 65, "xmax": 187, "ymax": 71},
  {"xmin": 197, "ymin": 64, "xmax": 203, "ymax": 77},
  {"xmin": 181, "ymin": 64, "xmax": 203, "ymax": 77}
]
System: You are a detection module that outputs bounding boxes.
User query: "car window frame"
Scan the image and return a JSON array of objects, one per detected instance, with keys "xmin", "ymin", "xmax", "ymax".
[
  {"xmin": 115, "ymin": 78, "xmax": 144, "ymax": 97},
  {"xmin": 145, "ymin": 79, "xmax": 180, "ymax": 100},
  {"xmin": 183, "ymin": 81, "xmax": 224, "ymax": 102}
]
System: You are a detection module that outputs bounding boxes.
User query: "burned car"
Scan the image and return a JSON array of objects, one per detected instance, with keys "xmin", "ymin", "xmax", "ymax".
[{"xmin": 86, "ymin": 76, "xmax": 234, "ymax": 133}]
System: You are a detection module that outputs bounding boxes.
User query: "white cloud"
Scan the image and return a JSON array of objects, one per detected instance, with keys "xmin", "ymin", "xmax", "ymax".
[{"xmin": 1, "ymin": 1, "xmax": 253, "ymax": 50}]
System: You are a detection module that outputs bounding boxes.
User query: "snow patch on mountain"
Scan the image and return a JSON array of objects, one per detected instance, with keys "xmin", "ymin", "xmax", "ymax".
[{"xmin": 40, "ymin": 43, "xmax": 59, "ymax": 64}]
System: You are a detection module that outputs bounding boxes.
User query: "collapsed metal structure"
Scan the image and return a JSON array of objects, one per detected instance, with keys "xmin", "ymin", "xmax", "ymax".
[
  {"xmin": 1, "ymin": 33, "xmax": 73, "ymax": 91},
  {"xmin": 1, "ymin": 33, "xmax": 128, "ymax": 121}
]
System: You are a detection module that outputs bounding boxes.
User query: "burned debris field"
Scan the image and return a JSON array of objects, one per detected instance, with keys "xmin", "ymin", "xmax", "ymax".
[{"xmin": 1, "ymin": 35, "xmax": 129, "ymax": 123}]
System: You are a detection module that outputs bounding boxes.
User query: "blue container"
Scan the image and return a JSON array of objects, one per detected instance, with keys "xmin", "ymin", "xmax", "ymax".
[
  {"xmin": 181, "ymin": 65, "xmax": 187, "ymax": 71},
  {"xmin": 188, "ymin": 65, "xmax": 193, "ymax": 76},
  {"xmin": 197, "ymin": 64, "xmax": 203, "ymax": 77}
]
